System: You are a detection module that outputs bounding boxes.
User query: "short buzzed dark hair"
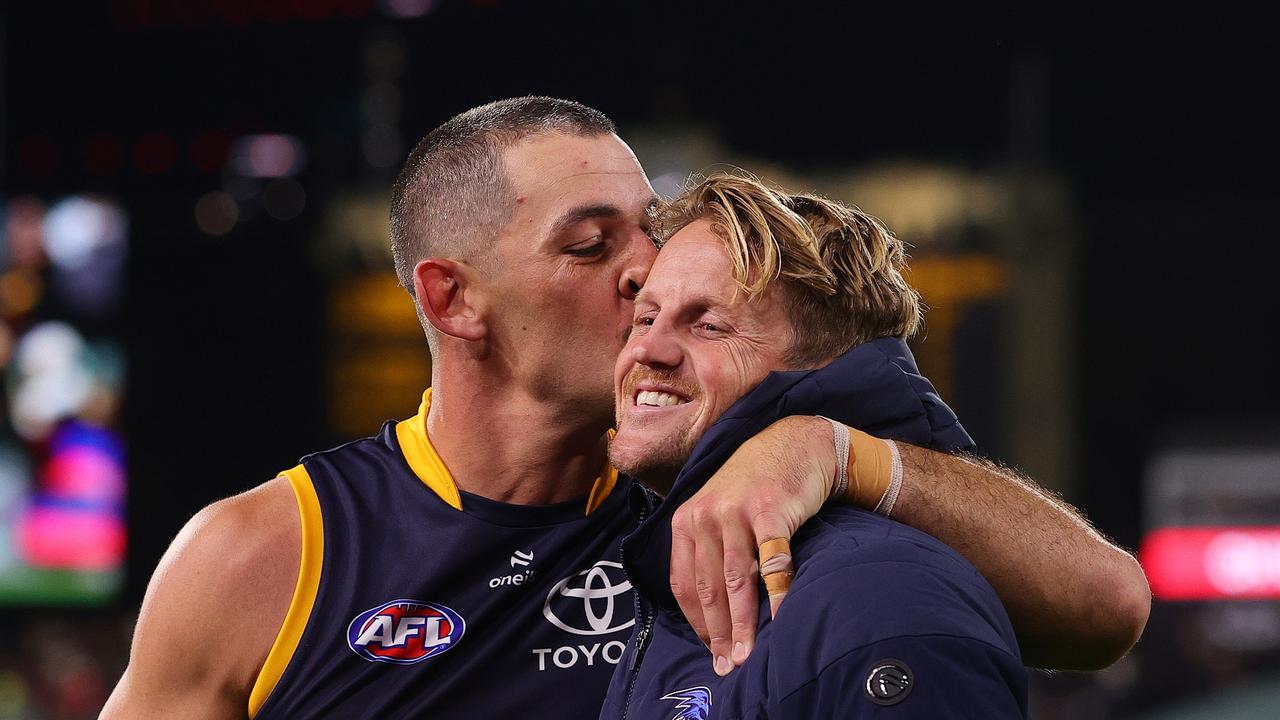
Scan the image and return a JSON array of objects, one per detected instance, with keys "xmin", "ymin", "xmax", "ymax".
[{"xmin": 389, "ymin": 97, "xmax": 617, "ymax": 300}]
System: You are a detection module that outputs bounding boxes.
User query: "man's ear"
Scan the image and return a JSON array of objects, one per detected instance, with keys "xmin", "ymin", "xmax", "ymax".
[{"xmin": 414, "ymin": 258, "xmax": 488, "ymax": 342}]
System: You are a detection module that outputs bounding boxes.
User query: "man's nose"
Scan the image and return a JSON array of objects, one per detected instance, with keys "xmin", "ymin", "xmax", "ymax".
[
  {"xmin": 618, "ymin": 236, "xmax": 658, "ymax": 300},
  {"xmin": 631, "ymin": 322, "xmax": 682, "ymax": 369}
]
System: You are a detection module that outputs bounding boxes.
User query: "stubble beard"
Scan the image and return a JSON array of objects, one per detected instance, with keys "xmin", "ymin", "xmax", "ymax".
[
  {"xmin": 609, "ymin": 423, "xmax": 697, "ymax": 496},
  {"xmin": 612, "ymin": 367, "xmax": 703, "ymax": 494}
]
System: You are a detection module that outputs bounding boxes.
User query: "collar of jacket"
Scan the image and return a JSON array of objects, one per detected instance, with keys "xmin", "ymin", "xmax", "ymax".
[{"xmin": 620, "ymin": 336, "xmax": 976, "ymax": 613}]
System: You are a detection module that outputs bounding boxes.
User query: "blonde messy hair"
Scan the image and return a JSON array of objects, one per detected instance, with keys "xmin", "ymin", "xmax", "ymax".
[{"xmin": 652, "ymin": 173, "xmax": 921, "ymax": 367}]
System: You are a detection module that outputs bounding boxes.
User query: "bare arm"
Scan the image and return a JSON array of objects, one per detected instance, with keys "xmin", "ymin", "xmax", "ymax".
[
  {"xmin": 670, "ymin": 416, "xmax": 1149, "ymax": 675},
  {"xmin": 890, "ymin": 443, "xmax": 1149, "ymax": 670},
  {"xmin": 101, "ymin": 478, "xmax": 298, "ymax": 720}
]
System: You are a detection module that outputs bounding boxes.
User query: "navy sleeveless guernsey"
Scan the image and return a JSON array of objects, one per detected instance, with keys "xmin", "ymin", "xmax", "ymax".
[{"xmin": 248, "ymin": 389, "xmax": 641, "ymax": 719}]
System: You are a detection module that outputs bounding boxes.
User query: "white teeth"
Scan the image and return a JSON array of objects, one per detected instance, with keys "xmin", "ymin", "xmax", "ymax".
[{"xmin": 636, "ymin": 390, "xmax": 684, "ymax": 407}]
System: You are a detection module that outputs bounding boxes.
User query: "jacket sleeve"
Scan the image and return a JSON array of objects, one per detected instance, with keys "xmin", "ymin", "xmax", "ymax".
[{"xmin": 769, "ymin": 634, "xmax": 1028, "ymax": 719}]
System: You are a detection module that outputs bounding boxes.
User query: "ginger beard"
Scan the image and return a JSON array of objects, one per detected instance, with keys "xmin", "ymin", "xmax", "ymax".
[
  {"xmin": 609, "ymin": 221, "xmax": 793, "ymax": 493},
  {"xmin": 613, "ymin": 366, "xmax": 703, "ymax": 487}
]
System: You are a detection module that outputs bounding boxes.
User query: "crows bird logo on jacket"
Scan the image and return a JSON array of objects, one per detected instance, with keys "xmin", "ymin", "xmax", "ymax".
[{"xmin": 660, "ymin": 686, "xmax": 711, "ymax": 720}]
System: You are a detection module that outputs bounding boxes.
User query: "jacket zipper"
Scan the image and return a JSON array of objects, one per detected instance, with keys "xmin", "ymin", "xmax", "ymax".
[
  {"xmin": 620, "ymin": 487, "xmax": 657, "ymax": 720},
  {"xmin": 620, "ymin": 600, "xmax": 654, "ymax": 720},
  {"xmin": 628, "ymin": 614, "xmax": 654, "ymax": 671}
]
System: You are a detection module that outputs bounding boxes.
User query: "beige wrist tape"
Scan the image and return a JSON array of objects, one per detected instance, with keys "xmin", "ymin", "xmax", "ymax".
[
  {"xmin": 873, "ymin": 439, "xmax": 903, "ymax": 518},
  {"xmin": 845, "ymin": 428, "xmax": 900, "ymax": 514},
  {"xmin": 819, "ymin": 417, "xmax": 851, "ymax": 500}
]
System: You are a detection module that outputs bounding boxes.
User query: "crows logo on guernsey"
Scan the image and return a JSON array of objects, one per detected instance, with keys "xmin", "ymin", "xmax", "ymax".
[{"xmin": 347, "ymin": 599, "xmax": 466, "ymax": 664}]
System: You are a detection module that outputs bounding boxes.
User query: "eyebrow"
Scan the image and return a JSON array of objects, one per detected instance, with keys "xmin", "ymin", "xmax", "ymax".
[{"xmin": 549, "ymin": 203, "xmax": 624, "ymax": 237}]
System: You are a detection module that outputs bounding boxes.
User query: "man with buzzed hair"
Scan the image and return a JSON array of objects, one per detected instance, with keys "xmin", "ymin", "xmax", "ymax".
[
  {"xmin": 104, "ymin": 98, "xmax": 1148, "ymax": 720},
  {"xmin": 388, "ymin": 99, "xmax": 620, "ymax": 355}
]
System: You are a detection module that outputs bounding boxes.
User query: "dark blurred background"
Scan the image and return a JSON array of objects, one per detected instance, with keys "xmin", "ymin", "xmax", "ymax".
[{"xmin": 2, "ymin": 1, "xmax": 1278, "ymax": 717}]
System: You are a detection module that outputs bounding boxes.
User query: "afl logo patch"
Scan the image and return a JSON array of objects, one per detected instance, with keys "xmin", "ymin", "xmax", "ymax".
[
  {"xmin": 865, "ymin": 659, "xmax": 913, "ymax": 706},
  {"xmin": 347, "ymin": 599, "xmax": 466, "ymax": 664}
]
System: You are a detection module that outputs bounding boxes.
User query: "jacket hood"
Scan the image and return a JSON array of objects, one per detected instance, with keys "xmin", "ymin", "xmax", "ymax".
[{"xmin": 620, "ymin": 336, "xmax": 975, "ymax": 611}]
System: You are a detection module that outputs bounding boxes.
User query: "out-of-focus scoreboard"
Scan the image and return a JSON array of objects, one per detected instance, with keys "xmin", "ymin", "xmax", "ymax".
[
  {"xmin": 0, "ymin": 194, "xmax": 126, "ymax": 604},
  {"xmin": 1141, "ymin": 446, "xmax": 1280, "ymax": 601}
]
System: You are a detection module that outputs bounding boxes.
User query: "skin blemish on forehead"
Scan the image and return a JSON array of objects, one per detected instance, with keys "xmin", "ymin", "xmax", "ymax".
[{"xmin": 516, "ymin": 195, "xmax": 526, "ymax": 205}]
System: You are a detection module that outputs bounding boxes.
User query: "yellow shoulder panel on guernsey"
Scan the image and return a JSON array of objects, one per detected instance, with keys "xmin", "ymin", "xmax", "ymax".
[
  {"xmin": 247, "ymin": 465, "xmax": 325, "ymax": 718},
  {"xmin": 396, "ymin": 388, "xmax": 465, "ymax": 511},
  {"xmin": 585, "ymin": 430, "xmax": 619, "ymax": 515},
  {"xmin": 397, "ymin": 388, "xmax": 620, "ymax": 516}
]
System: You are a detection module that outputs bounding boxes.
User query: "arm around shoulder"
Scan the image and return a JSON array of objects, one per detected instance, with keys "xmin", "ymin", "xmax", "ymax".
[
  {"xmin": 885, "ymin": 445, "xmax": 1151, "ymax": 670},
  {"xmin": 101, "ymin": 476, "xmax": 300, "ymax": 720}
]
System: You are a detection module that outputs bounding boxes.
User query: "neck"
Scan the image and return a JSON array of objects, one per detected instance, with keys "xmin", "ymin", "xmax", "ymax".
[{"xmin": 425, "ymin": 365, "xmax": 612, "ymax": 506}]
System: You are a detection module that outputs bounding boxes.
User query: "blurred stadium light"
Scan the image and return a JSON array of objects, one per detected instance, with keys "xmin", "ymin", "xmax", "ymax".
[
  {"xmin": 1143, "ymin": 448, "xmax": 1280, "ymax": 600},
  {"xmin": 231, "ymin": 134, "xmax": 306, "ymax": 178},
  {"xmin": 0, "ymin": 195, "xmax": 127, "ymax": 605},
  {"xmin": 194, "ymin": 190, "xmax": 239, "ymax": 235}
]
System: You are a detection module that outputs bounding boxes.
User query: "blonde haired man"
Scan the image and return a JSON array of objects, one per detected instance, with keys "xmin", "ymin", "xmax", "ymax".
[{"xmin": 603, "ymin": 174, "xmax": 1075, "ymax": 717}]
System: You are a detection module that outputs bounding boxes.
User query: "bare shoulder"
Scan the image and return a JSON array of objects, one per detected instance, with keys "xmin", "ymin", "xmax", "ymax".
[
  {"xmin": 102, "ymin": 476, "xmax": 301, "ymax": 719},
  {"xmin": 169, "ymin": 476, "xmax": 301, "ymax": 613}
]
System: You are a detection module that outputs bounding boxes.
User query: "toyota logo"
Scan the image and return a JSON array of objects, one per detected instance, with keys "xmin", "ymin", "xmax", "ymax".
[{"xmin": 543, "ymin": 561, "xmax": 636, "ymax": 636}]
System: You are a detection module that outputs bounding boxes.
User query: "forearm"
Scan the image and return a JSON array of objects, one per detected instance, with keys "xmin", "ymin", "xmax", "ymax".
[{"xmin": 888, "ymin": 445, "xmax": 1150, "ymax": 670}]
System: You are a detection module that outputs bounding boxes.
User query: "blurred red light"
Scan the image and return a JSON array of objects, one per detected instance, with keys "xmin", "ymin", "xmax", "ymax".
[
  {"xmin": 293, "ymin": 0, "xmax": 337, "ymax": 21},
  {"xmin": 16, "ymin": 135, "xmax": 59, "ymax": 178},
  {"xmin": 83, "ymin": 134, "xmax": 126, "ymax": 176},
  {"xmin": 190, "ymin": 130, "xmax": 232, "ymax": 174},
  {"xmin": 256, "ymin": 0, "xmax": 293, "ymax": 23},
  {"xmin": 133, "ymin": 132, "xmax": 177, "ymax": 175},
  {"xmin": 44, "ymin": 447, "xmax": 126, "ymax": 503},
  {"xmin": 1140, "ymin": 526, "xmax": 1280, "ymax": 600},
  {"xmin": 340, "ymin": 0, "xmax": 376, "ymax": 18},
  {"xmin": 16, "ymin": 507, "xmax": 126, "ymax": 571}
]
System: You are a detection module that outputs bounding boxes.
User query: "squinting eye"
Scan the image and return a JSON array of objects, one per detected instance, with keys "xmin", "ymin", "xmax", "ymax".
[
  {"xmin": 698, "ymin": 322, "xmax": 722, "ymax": 332},
  {"xmin": 635, "ymin": 316, "xmax": 655, "ymax": 327},
  {"xmin": 565, "ymin": 238, "xmax": 606, "ymax": 257}
]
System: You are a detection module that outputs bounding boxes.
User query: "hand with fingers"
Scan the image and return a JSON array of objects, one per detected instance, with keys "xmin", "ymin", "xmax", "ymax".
[{"xmin": 667, "ymin": 415, "xmax": 836, "ymax": 677}]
